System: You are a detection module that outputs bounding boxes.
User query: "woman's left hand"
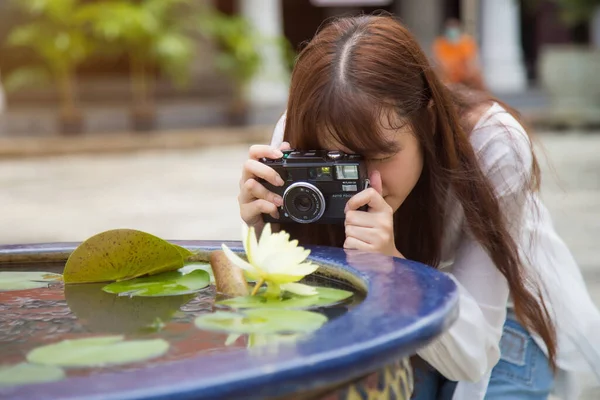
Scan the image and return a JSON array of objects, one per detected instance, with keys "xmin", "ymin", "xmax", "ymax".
[{"xmin": 343, "ymin": 171, "xmax": 404, "ymax": 258}]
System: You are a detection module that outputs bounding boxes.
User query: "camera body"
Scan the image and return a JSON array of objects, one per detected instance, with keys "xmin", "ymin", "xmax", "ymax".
[{"xmin": 259, "ymin": 149, "xmax": 369, "ymax": 224}]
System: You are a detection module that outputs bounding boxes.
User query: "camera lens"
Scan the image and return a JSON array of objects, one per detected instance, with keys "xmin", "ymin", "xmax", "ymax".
[
  {"xmin": 283, "ymin": 182, "xmax": 326, "ymax": 223},
  {"xmin": 294, "ymin": 195, "xmax": 312, "ymax": 212}
]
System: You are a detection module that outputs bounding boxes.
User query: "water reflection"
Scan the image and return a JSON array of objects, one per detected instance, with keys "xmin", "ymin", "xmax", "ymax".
[
  {"xmin": 344, "ymin": 249, "xmax": 425, "ymax": 317},
  {"xmin": 0, "ymin": 284, "xmax": 248, "ymax": 384},
  {"xmin": 225, "ymin": 332, "xmax": 305, "ymax": 356},
  {"xmin": 0, "ymin": 262, "xmax": 361, "ymax": 387},
  {"xmin": 64, "ymin": 283, "xmax": 196, "ymax": 334}
]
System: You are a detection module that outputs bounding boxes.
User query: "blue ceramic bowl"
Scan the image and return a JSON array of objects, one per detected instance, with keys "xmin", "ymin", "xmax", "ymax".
[{"xmin": 0, "ymin": 241, "xmax": 458, "ymax": 400}]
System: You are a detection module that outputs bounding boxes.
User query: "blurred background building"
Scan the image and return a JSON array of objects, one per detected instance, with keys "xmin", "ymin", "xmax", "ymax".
[{"xmin": 1, "ymin": 0, "xmax": 599, "ymax": 137}]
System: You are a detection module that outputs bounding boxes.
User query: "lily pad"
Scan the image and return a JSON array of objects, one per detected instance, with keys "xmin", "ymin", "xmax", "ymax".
[
  {"xmin": 63, "ymin": 229, "xmax": 185, "ymax": 284},
  {"xmin": 218, "ymin": 286, "xmax": 353, "ymax": 310},
  {"xmin": 179, "ymin": 262, "xmax": 214, "ymax": 284},
  {"xmin": 0, "ymin": 363, "xmax": 65, "ymax": 387},
  {"xmin": 0, "ymin": 271, "xmax": 62, "ymax": 292},
  {"xmin": 27, "ymin": 336, "xmax": 169, "ymax": 368},
  {"xmin": 102, "ymin": 270, "xmax": 210, "ymax": 297},
  {"xmin": 194, "ymin": 309, "xmax": 327, "ymax": 335},
  {"xmin": 65, "ymin": 283, "xmax": 193, "ymax": 333},
  {"xmin": 172, "ymin": 244, "xmax": 195, "ymax": 260},
  {"xmin": 179, "ymin": 262, "xmax": 256, "ymax": 285}
]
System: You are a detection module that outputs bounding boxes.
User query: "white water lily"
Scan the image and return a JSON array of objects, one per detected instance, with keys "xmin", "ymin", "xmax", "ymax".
[{"xmin": 221, "ymin": 223, "xmax": 318, "ymax": 297}]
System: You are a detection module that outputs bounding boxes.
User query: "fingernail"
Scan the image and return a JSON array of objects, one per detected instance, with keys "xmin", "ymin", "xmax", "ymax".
[
  {"xmin": 275, "ymin": 176, "xmax": 285, "ymax": 186},
  {"xmin": 273, "ymin": 149, "xmax": 283, "ymax": 158},
  {"xmin": 274, "ymin": 195, "xmax": 283, "ymax": 206}
]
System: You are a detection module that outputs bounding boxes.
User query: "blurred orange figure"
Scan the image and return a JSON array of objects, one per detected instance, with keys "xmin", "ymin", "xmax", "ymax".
[{"xmin": 433, "ymin": 19, "xmax": 486, "ymax": 91}]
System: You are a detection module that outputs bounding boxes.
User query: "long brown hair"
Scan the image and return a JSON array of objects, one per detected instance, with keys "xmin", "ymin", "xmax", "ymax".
[{"xmin": 277, "ymin": 14, "xmax": 556, "ymax": 369}]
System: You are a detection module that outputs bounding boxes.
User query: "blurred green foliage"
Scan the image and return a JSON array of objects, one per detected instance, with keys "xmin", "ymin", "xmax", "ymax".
[
  {"xmin": 198, "ymin": 8, "xmax": 262, "ymax": 97},
  {"xmin": 3, "ymin": 0, "xmax": 295, "ymax": 128},
  {"xmin": 198, "ymin": 6, "xmax": 295, "ymax": 98},
  {"xmin": 76, "ymin": 0, "xmax": 196, "ymax": 87},
  {"xmin": 4, "ymin": 0, "xmax": 93, "ymax": 118},
  {"xmin": 75, "ymin": 0, "xmax": 197, "ymax": 116}
]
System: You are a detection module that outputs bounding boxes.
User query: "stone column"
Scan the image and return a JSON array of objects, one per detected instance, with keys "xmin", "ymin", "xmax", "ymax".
[
  {"xmin": 480, "ymin": 0, "xmax": 527, "ymax": 93},
  {"xmin": 395, "ymin": 0, "xmax": 442, "ymax": 59},
  {"xmin": 238, "ymin": 0, "xmax": 289, "ymax": 112},
  {"xmin": 461, "ymin": 0, "xmax": 479, "ymax": 40}
]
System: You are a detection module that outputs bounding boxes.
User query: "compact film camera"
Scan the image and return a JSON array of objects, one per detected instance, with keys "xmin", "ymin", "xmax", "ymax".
[{"xmin": 259, "ymin": 150, "xmax": 370, "ymax": 224}]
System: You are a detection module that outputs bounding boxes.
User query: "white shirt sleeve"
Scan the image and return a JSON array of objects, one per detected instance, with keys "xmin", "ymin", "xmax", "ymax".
[
  {"xmin": 270, "ymin": 111, "xmax": 287, "ymax": 148},
  {"xmin": 417, "ymin": 237, "xmax": 509, "ymax": 382},
  {"xmin": 417, "ymin": 107, "xmax": 533, "ymax": 383}
]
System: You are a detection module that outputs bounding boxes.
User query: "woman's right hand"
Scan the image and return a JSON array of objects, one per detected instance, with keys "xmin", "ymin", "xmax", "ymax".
[{"xmin": 238, "ymin": 142, "xmax": 291, "ymax": 231}]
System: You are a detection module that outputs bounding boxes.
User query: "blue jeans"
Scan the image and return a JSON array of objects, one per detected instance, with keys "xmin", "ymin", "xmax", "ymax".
[
  {"xmin": 485, "ymin": 310, "xmax": 554, "ymax": 399},
  {"xmin": 410, "ymin": 357, "xmax": 457, "ymax": 399},
  {"xmin": 411, "ymin": 310, "xmax": 553, "ymax": 400}
]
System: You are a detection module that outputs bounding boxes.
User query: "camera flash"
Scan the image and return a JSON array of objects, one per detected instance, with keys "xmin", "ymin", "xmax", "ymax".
[{"xmin": 335, "ymin": 165, "xmax": 359, "ymax": 180}]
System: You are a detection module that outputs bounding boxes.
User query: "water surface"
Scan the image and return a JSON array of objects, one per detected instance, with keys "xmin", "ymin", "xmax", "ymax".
[{"xmin": 0, "ymin": 262, "xmax": 362, "ymax": 381}]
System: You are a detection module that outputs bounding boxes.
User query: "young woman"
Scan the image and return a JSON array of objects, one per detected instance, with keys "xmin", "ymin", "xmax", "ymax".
[{"xmin": 237, "ymin": 14, "xmax": 600, "ymax": 399}]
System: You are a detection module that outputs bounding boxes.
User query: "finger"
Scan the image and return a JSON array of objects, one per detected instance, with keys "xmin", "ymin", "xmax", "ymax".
[
  {"xmin": 345, "ymin": 225, "xmax": 375, "ymax": 244},
  {"xmin": 248, "ymin": 144, "xmax": 283, "ymax": 160},
  {"xmin": 279, "ymin": 141, "xmax": 292, "ymax": 151},
  {"xmin": 347, "ymin": 223, "xmax": 393, "ymax": 250},
  {"xmin": 343, "ymin": 236, "xmax": 372, "ymax": 252},
  {"xmin": 241, "ymin": 199, "xmax": 280, "ymax": 223},
  {"xmin": 344, "ymin": 210, "xmax": 376, "ymax": 228},
  {"xmin": 345, "ymin": 188, "xmax": 388, "ymax": 212},
  {"xmin": 239, "ymin": 178, "xmax": 283, "ymax": 206},
  {"xmin": 369, "ymin": 170, "xmax": 383, "ymax": 195},
  {"xmin": 241, "ymin": 159, "xmax": 285, "ymax": 188}
]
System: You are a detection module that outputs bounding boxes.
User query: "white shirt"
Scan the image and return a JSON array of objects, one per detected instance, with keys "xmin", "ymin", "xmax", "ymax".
[{"xmin": 270, "ymin": 103, "xmax": 600, "ymax": 399}]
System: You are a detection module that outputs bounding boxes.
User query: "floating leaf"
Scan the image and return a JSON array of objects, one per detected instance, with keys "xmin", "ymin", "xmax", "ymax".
[
  {"xmin": 0, "ymin": 271, "xmax": 62, "ymax": 292},
  {"xmin": 27, "ymin": 336, "xmax": 169, "ymax": 368},
  {"xmin": 218, "ymin": 286, "xmax": 353, "ymax": 310},
  {"xmin": 0, "ymin": 363, "xmax": 65, "ymax": 387},
  {"xmin": 65, "ymin": 283, "xmax": 193, "ymax": 333},
  {"xmin": 63, "ymin": 229, "xmax": 185, "ymax": 284},
  {"xmin": 172, "ymin": 244, "xmax": 195, "ymax": 261},
  {"xmin": 179, "ymin": 261, "xmax": 255, "ymax": 285},
  {"xmin": 194, "ymin": 309, "xmax": 327, "ymax": 335},
  {"xmin": 179, "ymin": 263, "xmax": 214, "ymax": 284},
  {"xmin": 102, "ymin": 270, "xmax": 210, "ymax": 297}
]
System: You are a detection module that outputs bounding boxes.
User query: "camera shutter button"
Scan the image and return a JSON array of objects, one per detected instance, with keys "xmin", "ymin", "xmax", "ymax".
[{"xmin": 326, "ymin": 151, "xmax": 343, "ymax": 160}]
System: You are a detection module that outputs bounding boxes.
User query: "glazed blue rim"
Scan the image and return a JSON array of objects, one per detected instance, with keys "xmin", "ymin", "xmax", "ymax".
[{"xmin": 0, "ymin": 240, "xmax": 459, "ymax": 400}]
